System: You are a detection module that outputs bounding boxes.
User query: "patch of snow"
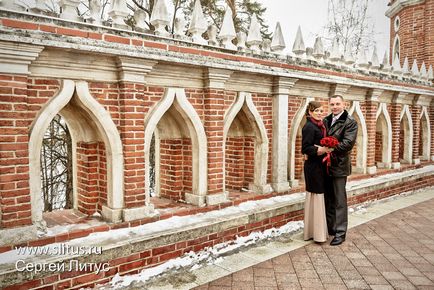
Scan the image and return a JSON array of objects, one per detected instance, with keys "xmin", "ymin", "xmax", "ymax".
[{"xmin": 104, "ymin": 220, "xmax": 303, "ymax": 289}]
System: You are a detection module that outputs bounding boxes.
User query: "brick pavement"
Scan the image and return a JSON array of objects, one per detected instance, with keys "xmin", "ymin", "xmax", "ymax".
[{"xmin": 193, "ymin": 197, "xmax": 434, "ymax": 290}]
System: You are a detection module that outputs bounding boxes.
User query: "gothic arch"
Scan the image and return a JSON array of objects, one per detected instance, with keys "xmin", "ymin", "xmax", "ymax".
[
  {"xmin": 392, "ymin": 34, "xmax": 400, "ymax": 62},
  {"xmin": 29, "ymin": 80, "xmax": 124, "ymax": 228},
  {"xmin": 375, "ymin": 103, "xmax": 392, "ymax": 168},
  {"xmin": 223, "ymin": 92, "xmax": 271, "ymax": 194},
  {"xmin": 348, "ymin": 101, "xmax": 368, "ymax": 173},
  {"xmin": 144, "ymin": 88, "xmax": 207, "ymax": 206},
  {"xmin": 399, "ymin": 104, "xmax": 413, "ymax": 163},
  {"xmin": 419, "ymin": 106, "xmax": 431, "ymax": 160},
  {"xmin": 288, "ymin": 97, "xmax": 314, "ymax": 185}
]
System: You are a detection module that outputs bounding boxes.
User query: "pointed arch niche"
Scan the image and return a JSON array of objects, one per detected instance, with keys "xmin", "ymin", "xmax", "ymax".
[
  {"xmin": 419, "ymin": 107, "xmax": 431, "ymax": 161},
  {"xmin": 348, "ymin": 101, "xmax": 368, "ymax": 173},
  {"xmin": 288, "ymin": 97, "xmax": 313, "ymax": 187},
  {"xmin": 399, "ymin": 104, "xmax": 413, "ymax": 164},
  {"xmin": 223, "ymin": 92, "xmax": 272, "ymax": 195},
  {"xmin": 375, "ymin": 103, "xmax": 392, "ymax": 168},
  {"xmin": 29, "ymin": 80, "xmax": 124, "ymax": 228},
  {"xmin": 144, "ymin": 88, "xmax": 207, "ymax": 206}
]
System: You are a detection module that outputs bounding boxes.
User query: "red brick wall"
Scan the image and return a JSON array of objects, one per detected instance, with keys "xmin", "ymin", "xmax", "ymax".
[
  {"xmin": 225, "ymin": 136, "xmax": 255, "ymax": 191},
  {"xmin": 364, "ymin": 101, "xmax": 378, "ymax": 168},
  {"xmin": 390, "ymin": 1, "xmax": 434, "ymax": 68},
  {"xmin": 375, "ymin": 131, "xmax": 383, "ymax": 163},
  {"xmin": 431, "ymin": 106, "xmax": 434, "ymax": 158},
  {"xmin": 390, "ymin": 103, "xmax": 402, "ymax": 163},
  {"xmin": 412, "ymin": 106, "xmax": 421, "ymax": 159}
]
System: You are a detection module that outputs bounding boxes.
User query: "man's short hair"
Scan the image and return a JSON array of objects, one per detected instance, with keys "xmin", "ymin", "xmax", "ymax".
[{"xmin": 329, "ymin": 94, "xmax": 344, "ymax": 101}]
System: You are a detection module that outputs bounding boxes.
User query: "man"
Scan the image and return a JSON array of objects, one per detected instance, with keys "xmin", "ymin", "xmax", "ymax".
[{"xmin": 324, "ymin": 95, "xmax": 358, "ymax": 246}]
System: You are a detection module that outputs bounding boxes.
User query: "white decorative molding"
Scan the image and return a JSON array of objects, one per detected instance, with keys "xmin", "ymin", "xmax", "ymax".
[
  {"xmin": 399, "ymin": 104, "xmax": 414, "ymax": 164},
  {"xmin": 204, "ymin": 68, "xmax": 233, "ymax": 89},
  {"xmin": 29, "ymin": 80, "xmax": 125, "ymax": 227},
  {"xmin": 116, "ymin": 57, "xmax": 157, "ymax": 83},
  {"xmin": 0, "ymin": 42, "xmax": 44, "ymax": 75},
  {"xmin": 386, "ymin": 0, "xmax": 425, "ymax": 17},
  {"xmin": 419, "ymin": 106, "xmax": 431, "ymax": 161},
  {"xmin": 375, "ymin": 103, "xmax": 393, "ymax": 168},
  {"xmin": 223, "ymin": 92, "xmax": 272, "ymax": 194},
  {"xmin": 348, "ymin": 101, "xmax": 368, "ymax": 173},
  {"xmin": 144, "ymin": 88, "xmax": 207, "ymax": 206},
  {"xmin": 289, "ymin": 97, "xmax": 314, "ymax": 186}
]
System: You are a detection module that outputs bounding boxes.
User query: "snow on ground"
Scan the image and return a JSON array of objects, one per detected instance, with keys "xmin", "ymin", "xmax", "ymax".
[{"xmin": 105, "ymin": 221, "xmax": 304, "ymax": 289}]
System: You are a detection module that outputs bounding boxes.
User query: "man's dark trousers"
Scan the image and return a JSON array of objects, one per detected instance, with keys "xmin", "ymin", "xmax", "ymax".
[{"xmin": 325, "ymin": 175, "xmax": 348, "ymax": 238}]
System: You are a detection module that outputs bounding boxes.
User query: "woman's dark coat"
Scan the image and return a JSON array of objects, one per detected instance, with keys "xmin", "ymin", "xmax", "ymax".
[
  {"xmin": 302, "ymin": 118, "xmax": 326, "ymax": 193},
  {"xmin": 323, "ymin": 110, "xmax": 358, "ymax": 177}
]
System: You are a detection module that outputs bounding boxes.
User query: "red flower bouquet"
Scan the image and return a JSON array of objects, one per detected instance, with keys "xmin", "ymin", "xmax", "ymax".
[
  {"xmin": 320, "ymin": 136, "xmax": 339, "ymax": 149},
  {"xmin": 320, "ymin": 136, "xmax": 339, "ymax": 174}
]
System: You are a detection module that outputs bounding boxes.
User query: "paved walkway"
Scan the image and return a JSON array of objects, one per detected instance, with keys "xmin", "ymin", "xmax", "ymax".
[{"xmin": 190, "ymin": 189, "xmax": 434, "ymax": 290}]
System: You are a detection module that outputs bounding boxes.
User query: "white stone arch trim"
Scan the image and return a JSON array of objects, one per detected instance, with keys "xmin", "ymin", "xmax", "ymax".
[
  {"xmin": 29, "ymin": 80, "xmax": 125, "ymax": 227},
  {"xmin": 399, "ymin": 104, "xmax": 413, "ymax": 162},
  {"xmin": 75, "ymin": 81, "xmax": 124, "ymax": 212},
  {"xmin": 289, "ymin": 97, "xmax": 314, "ymax": 182},
  {"xmin": 348, "ymin": 101, "xmax": 368, "ymax": 173},
  {"xmin": 144, "ymin": 88, "xmax": 207, "ymax": 205},
  {"xmin": 223, "ymin": 92, "xmax": 271, "ymax": 194},
  {"xmin": 419, "ymin": 106, "xmax": 431, "ymax": 160},
  {"xmin": 375, "ymin": 103, "xmax": 393, "ymax": 166}
]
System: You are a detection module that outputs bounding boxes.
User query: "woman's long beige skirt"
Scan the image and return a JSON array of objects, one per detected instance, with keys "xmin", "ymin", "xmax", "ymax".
[{"xmin": 303, "ymin": 192, "xmax": 328, "ymax": 242}]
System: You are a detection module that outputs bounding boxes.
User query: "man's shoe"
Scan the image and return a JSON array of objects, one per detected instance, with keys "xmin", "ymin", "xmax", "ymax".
[{"xmin": 330, "ymin": 236, "xmax": 345, "ymax": 246}]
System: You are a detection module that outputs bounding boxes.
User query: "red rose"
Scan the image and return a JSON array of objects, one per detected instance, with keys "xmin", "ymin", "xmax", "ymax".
[{"xmin": 320, "ymin": 136, "xmax": 339, "ymax": 148}]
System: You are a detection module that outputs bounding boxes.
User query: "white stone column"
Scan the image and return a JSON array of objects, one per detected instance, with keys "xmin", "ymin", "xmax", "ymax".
[{"xmin": 271, "ymin": 77, "xmax": 297, "ymax": 192}]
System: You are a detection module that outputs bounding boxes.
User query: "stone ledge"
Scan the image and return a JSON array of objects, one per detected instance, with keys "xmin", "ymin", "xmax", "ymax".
[{"xmin": 0, "ymin": 165, "xmax": 433, "ymax": 288}]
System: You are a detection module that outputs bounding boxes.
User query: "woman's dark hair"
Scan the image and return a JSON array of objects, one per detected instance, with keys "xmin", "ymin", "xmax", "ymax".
[{"xmin": 305, "ymin": 101, "xmax": 322, "ymax": 116}]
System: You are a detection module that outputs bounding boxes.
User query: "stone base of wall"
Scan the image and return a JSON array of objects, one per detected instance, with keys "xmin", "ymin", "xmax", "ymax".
[{"xmin": 1, "ymin": 166, "xmax": 433, "ymax": 289}]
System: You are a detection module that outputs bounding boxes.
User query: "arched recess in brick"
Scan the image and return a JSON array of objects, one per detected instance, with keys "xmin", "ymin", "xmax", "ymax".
[
  {"xmin": 348, "ymin": 101, "xmax": 368, "ymax": 173},
  {"xmin": 223, "ymin": 92, "xmax": 272, "ymax": 194},
  {"xmin": 29, "ymin": 80, "xmax": 124, "ymax": 229},
  {"xmin": 288, "ymin": 97, "xmax": 314, "ymax": 186},
  {"xmin": 144, "ymin": 88, "xmax": 207, "ymax": 206},
  {"xmin": 419, "ymin": 107, "xmax": 431, "ymax": 161},
  {"xmin": 399, "ymin": 104, "xmax": 413, "ymax": 164},
  {"xmin": 375, "ymin": 103, "xmax": 392, "ymax": 168}
]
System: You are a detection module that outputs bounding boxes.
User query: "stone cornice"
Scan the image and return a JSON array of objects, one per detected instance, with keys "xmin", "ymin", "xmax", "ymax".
[
  {"xmin": 0, "ymin": 42, "xmax": 44, "ymax": 74},
  {"xmin": 329, "ymin": 83, "xmax": 352, "ymax": 98},
  {"xmin": 272, "ymin": 77, "xmax": 298, "ymax": 95},
  {"xmin": 116, "ymin": 57, "xmax": 157, "ymax": 83},
  {"xmin": 385, "ymin": 0, "xmax": 425, "ymax": 18},
  {"xmin": 413, "ymin": 94, "xmax": 431, "ymax": 106},
  {"xmin": 204, "ymin": 68, "xmax": 233, "ymax": 89},
  {"xmin": 366, "ymin": 89, "xmax": 385, "ymax": 102}
]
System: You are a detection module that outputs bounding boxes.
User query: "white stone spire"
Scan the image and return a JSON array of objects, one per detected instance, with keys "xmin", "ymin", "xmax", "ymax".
[
  {"xmin": 87, "ymin": 0, "xmax": 102, "ymax": 25},
  {"xmin": 420, "ymin": 62, "xmax": 428, "ymax": 79},
  {"xmin": 402, "ymin": 56, "xmax": 410, "ymax": 75},
  {"xmin": 134, "ymin": 9, "xmax": 148, "ymax": 30},
  {"xmin": 381, "ymin": 51, "xmax": 391, "ymax": 71},
  {"xmin": 150, "ymin": 0, "xmax": 171, "ymax": 35},
  {"xmin": 188, "ymin": 0, "xmax": 208, "ymax": 45},
  {"xmin": 59, "ymin": 0, "xmax": 81, "ymax": 21},
  {"xmin": 174, "ymin": 17, "xmax": 186, "ymax": 38},
  {"xmin": 356, "ymin": 49, "xmax": 369, "ymax": 68},
  {"xmin": 262, "ymin": 39, "xmax": 271, "ymax": 52},
  {"xmin": 392, "ymin": 54, "xmax": 402, "ymax": 73},
  {"xmin": 237, "ymin": 31, "xmax": 247, "ymax": 50},
  {"xmin": 370, "ymin": 46, "xmax": 380, "ymax": 69},
  {"xmin": 344, "ymin": 45, "xmax": 355, "ymax": 65},
  {"xmin": 411, "ymin": 59, "xmax": 419, "ymax": 76},
  {"xmin": 428, "ymin": 65, "xmax": 433, "ymax": 80},
  {"xmin": 108, "ymin": 0, "xmax": 130, "ymax": 28},
  {"xmin": 207, "ymin": 25, "xmax": 218, "ymax": 46},
  {"xmin": 218, "ymin": 8, "xmax": 236, "ymax": 50},
  {"xmin": 246, "ymin": 14, "xmax": 262, "ymax": 53},
  {"xmin": 292, "ymin": 26, "xmax": 305, "ymax": 56},
  {"xmin": 329, "ymin": 38, "xmax": 341, "ymax": 62},
  {"xmin": 312, "ymin": 37, "xmax": 324, "ymax": 59},
  {"xmin": 271, "ymin": 22, "xmax": 285, "ymax": 53}
]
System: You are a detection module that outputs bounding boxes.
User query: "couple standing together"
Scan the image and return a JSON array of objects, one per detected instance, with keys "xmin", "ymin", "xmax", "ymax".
[{"xmin": 302, "ymin": 95, "xmax": 358, "ymax": 246}]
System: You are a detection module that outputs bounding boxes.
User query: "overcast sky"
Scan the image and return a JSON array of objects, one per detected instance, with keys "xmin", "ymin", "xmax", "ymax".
[{"xmin": 258, "ymin": 0, "xmax": 391, "ymax": 57}]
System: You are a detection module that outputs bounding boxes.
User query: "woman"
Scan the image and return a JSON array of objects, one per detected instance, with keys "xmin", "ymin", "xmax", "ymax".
[{"xmin": 302, "ymin": 101, "xmax": 329, "ymax": 243}]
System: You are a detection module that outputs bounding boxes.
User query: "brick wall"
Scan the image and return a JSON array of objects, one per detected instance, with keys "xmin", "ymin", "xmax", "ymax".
[
  {"xmin": 412, "ymin": 105, "xmax": 421, "ymax": 159},
  {"xmin": 390, "ymin": 103, "xmax": 402, "ymax": 163},
  {"xmin": 375, "ymin": 131, "xmax": 383, "ymax": 163},
  {"xmin": 76, "ymin": 141, "xmax": 106, "ymax": 215},
  {"xmin": 225, "ymin": 136, "xmax": 255, "ymax": 191},
  {"xmin": 364, "ymin": 101, "xmax": 378, "ymax": 168},
  {"xmin": 390, "ymin": 1, "xmax": 434, "ymax": 68}
]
